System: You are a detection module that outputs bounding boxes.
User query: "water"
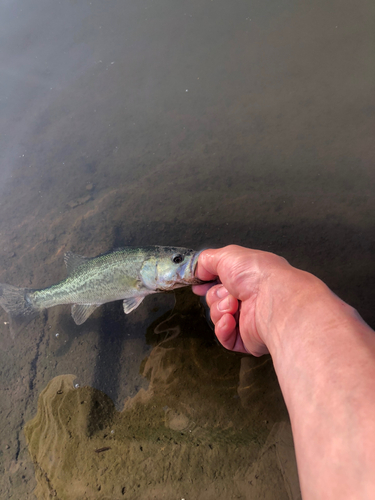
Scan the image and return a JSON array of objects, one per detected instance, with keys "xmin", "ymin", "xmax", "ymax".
[{"xmin": 0, "ymin": 0, "xmax": 374, "ymax": 498}]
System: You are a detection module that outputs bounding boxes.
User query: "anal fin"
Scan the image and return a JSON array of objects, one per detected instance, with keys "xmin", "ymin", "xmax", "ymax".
[
  {"xmin": 71, "ymin": 304, "xmax": 98, "ymax": 325},
  {"xmin": 123, "ymin": 296, "xmax": 145, "ymax": 314}
]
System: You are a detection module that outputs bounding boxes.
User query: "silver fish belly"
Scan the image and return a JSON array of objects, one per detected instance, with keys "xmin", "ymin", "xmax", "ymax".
[{"xmin": 0, "ymin": 246, "xmax": 203, "ymax": 336}]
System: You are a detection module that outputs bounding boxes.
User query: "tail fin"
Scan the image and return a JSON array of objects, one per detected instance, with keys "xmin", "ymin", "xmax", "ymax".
[{"xmin": 0, "ymin": 284, "xmax": 39, "ymax": 338}]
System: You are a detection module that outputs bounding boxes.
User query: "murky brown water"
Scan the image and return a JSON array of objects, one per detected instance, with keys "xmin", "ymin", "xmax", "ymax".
[{"xmin": 0, "ymin": 0, "xmax": 374, "ymax": 498}]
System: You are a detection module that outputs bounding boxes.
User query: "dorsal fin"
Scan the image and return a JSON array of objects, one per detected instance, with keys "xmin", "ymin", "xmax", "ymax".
[{"xmin": 64, "ymin": 251, "xmax": 89, "ymax": 275}]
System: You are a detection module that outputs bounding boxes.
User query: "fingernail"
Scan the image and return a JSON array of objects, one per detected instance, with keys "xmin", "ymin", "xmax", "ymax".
[
  {"xmin": 218, "ymin": 297, "xmax": 230, "ymax": 311},
  {"xmin": 216, "ymin": 287, "xmax": 228, "ymax": 299}
]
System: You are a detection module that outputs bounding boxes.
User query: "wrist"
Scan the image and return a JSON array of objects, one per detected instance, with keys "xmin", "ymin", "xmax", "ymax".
[{"xmin": 257, "ymin": 267, "xmax": 350, "ymax": 358}]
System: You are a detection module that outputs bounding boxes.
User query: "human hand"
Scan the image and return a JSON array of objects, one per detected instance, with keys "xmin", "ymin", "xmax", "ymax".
[{"xmin": 193, "ymin": 245, "xmax": 316, "ymax": 356}]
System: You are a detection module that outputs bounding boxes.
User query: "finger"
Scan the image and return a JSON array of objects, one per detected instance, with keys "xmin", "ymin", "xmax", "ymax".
[
  {"xmin": 196, "ymin": 246, "xmax": 256, "ymax": 298},
  {"xmin": 194, "ymin": 248, "xmax": 222, "ymax": 282},
  {"xmin": 206, "ymin": 284, "xmax": 230, "ymax": 308},
  {"xmin": 215, "ymin": 314, "xmax": 248, "ymax": 354},
  {"xmin": 216, "ymin": 315, "xmax": 269, "ymax": 356},
  {"xmin": 196, "ymin": 246, "xmax": 247, "ymax": 278},
  {"xmin": 192, "ymin": 282, "xmax": 215, "ymax": 296},
  {"xmin": 209, "ymin": 294, "xmax": 239, "ymax": 325}
]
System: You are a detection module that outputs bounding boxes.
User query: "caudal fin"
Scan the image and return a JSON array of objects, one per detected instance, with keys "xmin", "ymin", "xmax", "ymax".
[{"xmin": 0, "ymin": 284, "xmax": 39, "ymax": 338}]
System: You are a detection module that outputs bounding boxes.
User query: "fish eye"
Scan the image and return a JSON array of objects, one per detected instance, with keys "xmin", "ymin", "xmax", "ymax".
[{"xmin": 172, "ymin": 254, "xmax": 184, "ymax": 264}]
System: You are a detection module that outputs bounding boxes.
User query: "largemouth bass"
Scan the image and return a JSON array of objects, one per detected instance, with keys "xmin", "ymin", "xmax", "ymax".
[{"xmin": 0, "ymin": 246, "xmax": 204, "ymax": 336}]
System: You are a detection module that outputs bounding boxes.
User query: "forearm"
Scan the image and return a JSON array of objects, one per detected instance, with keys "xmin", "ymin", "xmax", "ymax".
[
  {"xmin": 266, "ymin": 274, "xmax": 375, "ymax": 499},
  {"xmin": 196, "ymin": 246, "xmax": 375, "ymax": 498}
]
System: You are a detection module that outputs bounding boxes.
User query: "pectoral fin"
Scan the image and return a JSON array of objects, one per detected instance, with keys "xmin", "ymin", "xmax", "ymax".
[
  {"xmin": 123, "ymin": 296, "xmax": 145, "ymax": 314},
  {"xmin": 71, "ymin": 304, "xmax": 98, "ymax": 325}
]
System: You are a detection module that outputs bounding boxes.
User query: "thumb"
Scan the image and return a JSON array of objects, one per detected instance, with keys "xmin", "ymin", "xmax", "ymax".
[{"xmin": 195, "ymin": 248, "xmax": 223, "ymax": 282}]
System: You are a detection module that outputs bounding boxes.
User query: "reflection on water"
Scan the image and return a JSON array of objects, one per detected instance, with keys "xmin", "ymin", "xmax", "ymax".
[
  {"xmin": 0, "ymin": 0, "xmax": 373, "ymax": 497},
  {"xmin": 25, "ymin": 290, "xmax": 299, "ymax": 499}
]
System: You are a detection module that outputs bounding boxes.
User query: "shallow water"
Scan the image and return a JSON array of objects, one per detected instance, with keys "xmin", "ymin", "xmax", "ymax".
[{"xmin": 0, "ymin": 0, "xmax": 374, "ymax": 498}]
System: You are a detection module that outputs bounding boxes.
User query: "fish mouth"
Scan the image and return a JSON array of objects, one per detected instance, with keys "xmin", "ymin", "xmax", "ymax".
[{"xmin": 188, "ymin": 250, "xmax": 205, "ymax": 284}]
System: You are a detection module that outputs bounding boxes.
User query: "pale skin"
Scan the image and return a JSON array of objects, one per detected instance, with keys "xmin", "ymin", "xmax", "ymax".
[{"xmin": 193, "ymin": 245, "xmax": 375, "ymax": 500}]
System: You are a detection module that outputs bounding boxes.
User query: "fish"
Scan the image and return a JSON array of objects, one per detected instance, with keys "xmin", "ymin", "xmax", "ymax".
[{"xmin": 0, "ymin": 246, "xmax": 204, "ymax": 337}]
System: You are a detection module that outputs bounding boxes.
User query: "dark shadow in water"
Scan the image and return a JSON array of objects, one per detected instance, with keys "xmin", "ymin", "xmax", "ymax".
[
  {"xmin": 24, "ymin": 287, "xmax": 295, "ymax": 499},
  {"xmin": 89, "ymin": 226, "xmax": 139, "ymax": 403},
  {"xmin": 50, "ymin": 215, "xmax": 375, "ymax": 413},
  {"xmin": 93, "ymin": 302, "xmax": 128, "ymax": 402},
  {"xmin": 109, "ymin": 217, "xmax": 375, "ymax": 327}
]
